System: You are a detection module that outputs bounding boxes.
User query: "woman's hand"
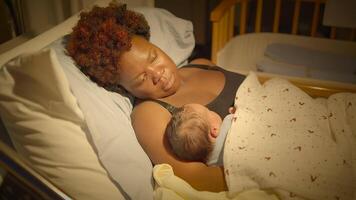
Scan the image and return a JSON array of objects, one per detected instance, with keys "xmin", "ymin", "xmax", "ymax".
[{"xmin": 229, "ymin": 106, "xmax": 236, "ymax": 114}]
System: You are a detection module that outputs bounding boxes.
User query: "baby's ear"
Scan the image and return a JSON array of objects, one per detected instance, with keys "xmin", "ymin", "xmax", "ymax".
[{"xmin": 210, "ymin": 127, "xmax": 219, "ymax": 138}]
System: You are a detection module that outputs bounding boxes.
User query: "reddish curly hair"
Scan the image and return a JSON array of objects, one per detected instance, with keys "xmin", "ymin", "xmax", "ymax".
[{"xmin": 66, "ymin": 2, "xmax": 150, "ymax": 92}]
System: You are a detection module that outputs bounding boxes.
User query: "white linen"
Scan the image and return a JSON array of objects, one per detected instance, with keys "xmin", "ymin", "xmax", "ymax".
[
  {"xmin": 217, "ymin": 33, "xmax": 356, "ymax": 74},
  {"xmin": 224, "ymin": 72, "xmax": 356, "ymax": 200},
  {"xmin": 134, "ymin": 7, "xmax": 194, "ymax": 66},
  {"xmin": 258, "ymin": 43, "xmax": 356, "ymax": 84},
  {"xmin": 152, "ymin": 164, "xmax": 279, "ymax": 200},
  {"xmin": 256, "ymin": 57, "xmax": 356, "ymax": 84},
  {"xmin": 0, "ymin": 49, "xmax": 125, "ymax": 200},
  {"xmin": 49, "ymin": 39, "xmax": 153, "ymax": 200}
]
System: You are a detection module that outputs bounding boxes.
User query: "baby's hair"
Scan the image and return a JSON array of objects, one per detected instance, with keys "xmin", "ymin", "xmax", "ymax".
[
  {"xmin": 166, "ymin": 106, "xmax": 213, "ymax": 162},
  {"xmin": 66, "ymin": 2, "xmax": 150, "ymax": 93}
]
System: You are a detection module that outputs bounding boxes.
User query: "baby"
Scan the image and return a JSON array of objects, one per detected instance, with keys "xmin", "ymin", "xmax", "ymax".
[{"xmin": 165, "ymin": 103, "xmax": 234, "ymax": 166}]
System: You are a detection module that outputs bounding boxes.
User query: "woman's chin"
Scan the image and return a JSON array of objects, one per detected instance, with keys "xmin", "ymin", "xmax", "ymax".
[
  {"xmin": 135, "ymin": 80, "xmax": 180, "ymax": 100},
  {"xmin": 158, "ymin": 90, "xmax": 175, "ymax": 99},
  {"xmin": 166, "ymin": 80, "xmax": 180, "ymax": 95}
]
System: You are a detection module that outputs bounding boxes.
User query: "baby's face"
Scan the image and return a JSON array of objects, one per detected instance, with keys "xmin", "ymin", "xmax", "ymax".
[{"xmin": 185, "ymin": 104, "xmax": 222, "ymax": 139}]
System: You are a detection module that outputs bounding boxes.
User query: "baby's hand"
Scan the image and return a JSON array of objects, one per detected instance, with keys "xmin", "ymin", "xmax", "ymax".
[{"xmin": 228, "ymin": 106, "xmax": 236, "ymax": 114}]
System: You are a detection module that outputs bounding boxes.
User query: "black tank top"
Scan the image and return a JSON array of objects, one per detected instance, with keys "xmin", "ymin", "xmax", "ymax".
[{"xmin": 136, "ymin": 64, "xmax": 245, "ymax": 118}]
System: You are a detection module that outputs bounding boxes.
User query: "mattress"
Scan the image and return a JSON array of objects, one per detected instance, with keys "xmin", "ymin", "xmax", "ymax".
[{"xmin": 217, "ymin": 33, "xmax": 356, "ymax": 73}]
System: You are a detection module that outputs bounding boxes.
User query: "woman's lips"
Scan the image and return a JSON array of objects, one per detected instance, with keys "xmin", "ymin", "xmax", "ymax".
[
  {"xmin": 154, "ymin": 69, "xmax": 165, "ymax": 84},
  {"xmin": 158, "ymin": 69, "xmax": 174, "ymax": 91},
  {"xmin": 163, "ymin": 74, "xmax": 175, "ymax": 91}
]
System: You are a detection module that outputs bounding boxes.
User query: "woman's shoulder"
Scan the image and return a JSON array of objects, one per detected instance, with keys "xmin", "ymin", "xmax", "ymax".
[
  {"xmin": 132, "ymin": 100, "xmax": 171, "ymax": 122},
  {"xmin": 133, "ymin": 100, "xmax": 165, "ymax": 112},
  {"xmin": 189, "ymin": 58, "xmax": 215, "ymax": 66},
  {"xmin": 131, "ymin": 100, "xmax": 172, "ymax": 153}
]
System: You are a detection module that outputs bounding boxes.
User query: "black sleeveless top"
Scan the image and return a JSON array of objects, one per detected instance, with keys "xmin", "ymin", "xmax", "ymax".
[{"xmin": 135, "ymin": 64, "xmax": 245, "ymax": 118}]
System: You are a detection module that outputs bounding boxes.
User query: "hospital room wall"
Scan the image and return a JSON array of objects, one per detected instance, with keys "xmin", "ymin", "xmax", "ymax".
[{"xmin": 0, "ymin": 0, "xmax": 94, "ymax": 54}]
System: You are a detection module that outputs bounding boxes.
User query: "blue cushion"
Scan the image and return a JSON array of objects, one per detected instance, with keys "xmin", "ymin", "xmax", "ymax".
[{"xmin": 265, "ymin": 43, "xmax": 356, "ymax": 74}]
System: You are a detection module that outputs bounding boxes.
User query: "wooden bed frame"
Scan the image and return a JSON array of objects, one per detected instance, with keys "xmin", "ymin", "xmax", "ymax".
[{"xmin": 210, "ymin": 0, "xmax": 356, "ymax": 97}]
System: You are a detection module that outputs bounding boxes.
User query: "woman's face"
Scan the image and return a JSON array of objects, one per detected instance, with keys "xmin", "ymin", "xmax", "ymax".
[{"xmin": 118, "ymin": 36, "xmax": 180, "ymax": 99}]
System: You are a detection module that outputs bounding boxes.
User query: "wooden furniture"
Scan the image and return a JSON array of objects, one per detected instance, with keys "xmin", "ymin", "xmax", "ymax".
[{"xmin": 209, "ymin": 0, "xmax": 356, "ymax": 97}]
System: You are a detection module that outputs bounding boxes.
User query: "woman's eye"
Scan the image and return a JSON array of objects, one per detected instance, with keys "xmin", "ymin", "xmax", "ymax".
[
  {"xmin": 140, "ymin": 73, "xmax": 147, "ymax": 82},
  {"xmin": 151, "ymin": 51, "xmax": 157, "ymax": 63}
]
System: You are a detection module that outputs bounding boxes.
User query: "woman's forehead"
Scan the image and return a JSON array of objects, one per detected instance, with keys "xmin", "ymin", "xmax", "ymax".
[
  {"xmin": 118, "ymin": 37, "xmax": 151, "ymax": 76},
  {"xmin": 120, "ymin": 37, "xmax": 150, "ymax": 63}
]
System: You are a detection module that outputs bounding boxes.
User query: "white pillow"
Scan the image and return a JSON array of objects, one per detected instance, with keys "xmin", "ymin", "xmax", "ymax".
[
  {"xmin": 133, "ymin": 7, "xmax": 195, "ymax": 66},
  {"xmin": 50, "ymin": 39, "xmax": 154, "ymax": 200},
  {"xmin": 0, "ymin": 49, "xmax": 124, "ymax": 200}
]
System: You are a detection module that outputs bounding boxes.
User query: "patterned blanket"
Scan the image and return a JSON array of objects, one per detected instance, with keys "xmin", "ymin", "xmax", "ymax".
[{"xmin": 224, "ymin": 72, "xmax": 356, "ymax": 200}]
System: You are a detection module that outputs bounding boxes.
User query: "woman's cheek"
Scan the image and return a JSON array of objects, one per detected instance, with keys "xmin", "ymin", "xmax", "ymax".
[{"xmin": 137, "ymin": 85, "xmax": 157, "ymax": 99}]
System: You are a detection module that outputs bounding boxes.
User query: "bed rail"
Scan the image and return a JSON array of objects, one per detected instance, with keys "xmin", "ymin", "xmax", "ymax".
[{"xmin": 210, "ymin": 0, "xmax": 355, "ymax": 64}]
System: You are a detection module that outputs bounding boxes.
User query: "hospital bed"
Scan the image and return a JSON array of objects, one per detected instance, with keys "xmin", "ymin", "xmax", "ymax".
[{"xmin": 0, "ymin": 0, "xmax": 355, "ymax": 199}]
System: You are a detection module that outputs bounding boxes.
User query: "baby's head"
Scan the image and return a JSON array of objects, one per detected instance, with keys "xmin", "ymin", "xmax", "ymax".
[{"xmin": 165, "ymin": 104, "xmax": 222, "ymax": 162}]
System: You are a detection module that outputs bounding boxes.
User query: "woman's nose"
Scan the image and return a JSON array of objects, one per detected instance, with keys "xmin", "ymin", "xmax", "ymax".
[{"xmin": 146, "ymin": 66, "xmax": 163, "ymax": 85}]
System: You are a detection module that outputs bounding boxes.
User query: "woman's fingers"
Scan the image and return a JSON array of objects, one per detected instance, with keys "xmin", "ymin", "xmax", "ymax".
[{"xmin": 228, "ymin": 106, "xmax": 236, "ymax": 114}]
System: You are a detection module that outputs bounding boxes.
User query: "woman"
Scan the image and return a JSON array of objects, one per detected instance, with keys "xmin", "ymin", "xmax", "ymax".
[{"xmin": 66, "ymin": 2, "xmax": 245, "ymax": 192}]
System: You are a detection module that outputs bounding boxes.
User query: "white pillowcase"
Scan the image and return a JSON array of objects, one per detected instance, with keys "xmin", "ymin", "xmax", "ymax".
[
  {"xmin": 133, "ymin": 7, "xmax": 195, "ymax": 66},
  {"xmin": 50, "ymin": 39, "xmax": 154, "ymax": 200}
]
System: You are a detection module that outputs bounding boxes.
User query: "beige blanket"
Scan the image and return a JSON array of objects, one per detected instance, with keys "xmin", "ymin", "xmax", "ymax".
[
  {"xmin": 224, "ymin": 72, "xmax": 356, "ymax": 200},
  {"xmin": 153, "ymin": 164, "xmax": 279, "ymax": 200}
]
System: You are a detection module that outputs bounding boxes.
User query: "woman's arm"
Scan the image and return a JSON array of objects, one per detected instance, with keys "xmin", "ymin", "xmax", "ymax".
[{"xmin": 131, "ymin": 101, "xmax": 227, "ymax": 192}]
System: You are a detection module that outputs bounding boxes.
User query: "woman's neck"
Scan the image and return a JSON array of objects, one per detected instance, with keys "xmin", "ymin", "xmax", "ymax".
[{"xmin": 158, "ymin": 67, "xmax": 201, "ymax": 103}]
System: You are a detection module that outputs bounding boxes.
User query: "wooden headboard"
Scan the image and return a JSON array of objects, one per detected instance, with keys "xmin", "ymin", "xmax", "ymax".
[{"xmin": 210, "ymin": 0, "xmax": 355, "ymax": 63}]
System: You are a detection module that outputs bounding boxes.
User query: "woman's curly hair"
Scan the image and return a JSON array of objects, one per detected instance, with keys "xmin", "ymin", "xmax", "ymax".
[{"xmin": 66, "ymin": 2, "xmax": 150, "ymax": 92}]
